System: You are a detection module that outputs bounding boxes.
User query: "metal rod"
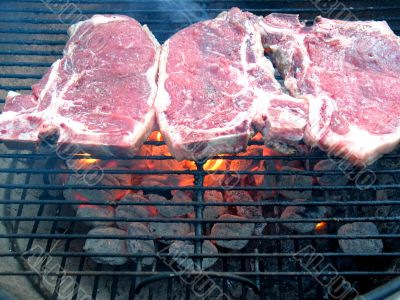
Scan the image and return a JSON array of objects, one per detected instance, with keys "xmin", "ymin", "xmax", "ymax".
[
  {"xmin": 355, "ymin": 276, "xmax": 400, "ymax": 300},
  {"xmin": 194, "ymin": 161, "xmax": 205, "ymax": 270}
]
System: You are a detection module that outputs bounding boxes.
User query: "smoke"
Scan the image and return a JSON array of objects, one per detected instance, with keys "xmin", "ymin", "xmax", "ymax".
[{"xmin": 158, "ymin": 0, "xmax": 209, "ymax": 24}]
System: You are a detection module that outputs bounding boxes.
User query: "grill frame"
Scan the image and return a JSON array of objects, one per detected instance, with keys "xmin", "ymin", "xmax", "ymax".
[{"xmin": 1, "ymin": 1, "xmax": 400, "ymax": 299}]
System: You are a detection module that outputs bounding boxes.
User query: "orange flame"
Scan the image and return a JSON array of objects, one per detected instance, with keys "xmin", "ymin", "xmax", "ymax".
[
  {"xmin": 182, "ymin": 160, "xmax": 196, "ymax": 170},
  {"xmin": 156, "ymin": 131, "xmax": 163, "ymax": 141},
  {"xmin": 76, "ymin": 153, "xmax": 100, "ymax": 165},
  {"xmin": 204, "ymin": 158, "xmax": 225, "ymax": 171},
  {"xmin": 148, "ymin": 131, "xmax": 163, "ymax": 142},
  {"xmin": 143, "ymin": 131, "xmax": 274, "ymax": 188},
  {"xmin": 252, "ymin": 132, "xmax": 263, "ymax": 141},
  {"xmin": 315, "ymin": 222, "xmax": 328, "ymax": 232}
]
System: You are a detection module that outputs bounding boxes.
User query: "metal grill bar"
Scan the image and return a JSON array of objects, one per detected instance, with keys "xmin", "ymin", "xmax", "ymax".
[
  {"xmin": 4, "ymin": 185, "xmax": 400, "ymax": 192},
  {"xmin": 3, "ymin": 184, "xmax": 399, "ymax": 191},
  {"xmin": 0, "ymin": 271, "xmax": 397, "ymax": 277},
  {"xmin": 1, "ymin": 167, "xmax": 400, "ymax": 175},
  {"xmin": 1, "ymin": 16, "xmax": 397, "ymax": 25},
  {"xmin": 1, "ymin": 6, "xmax": 400, "ymax": 13},
  {"xmin": 0, "ymin": 148, "xmax": 400, "ymax": 159},
  {"xmin": 1, "ymin": 217, "xmax": 400, "ymax": 225},
  {"xmin": 0, "ymin": 252, "xmax": 397, "ymax": 258},
  {"xmin": 1, "ymin": 199, "xmax": 400, "ymax": 206}
]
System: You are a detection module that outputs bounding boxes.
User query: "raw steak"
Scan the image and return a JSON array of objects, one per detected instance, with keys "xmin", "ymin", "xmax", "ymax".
[
  {"xmin": 261, "ymin": 14, "xmax": 400, "ymax": 166},
  {"xmin": 0, "ymin": 15, "xmax": 160, "ymax": 156},
  {"xmin": 155, "ymin": 8, "xmax": 308, "ymax": 161}
]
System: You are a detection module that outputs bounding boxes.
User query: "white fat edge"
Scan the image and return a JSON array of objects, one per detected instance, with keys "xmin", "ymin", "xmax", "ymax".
[
  {"xmin": 0, "ymin": 116, "xmax": 41, "ymax": 140},
  {"xmin": 0, "ymin": 92, "xmax": 39, "ymax": 131},
  {"xmin": 38, "ymin": 59, "xmax": 61, "ymax": 102},
  {"xmin": 0, "ymin": 109, "xmax": 23, "ymax": 122},
  {"xmin": 7, "ymin": 91, "xmax": 20, "ymax": 98},
  {"xmin": 305, "ymin": 94, "xmax": 336, "ymax": 146},
  {"xmin": 121, "ymin": 108, "xmax": 156, "ymax": 150},
  {"xmin": 153, "ymin": 39, "xmax": 179, "ymax": 146},
  {"xmin": 357, "ymin": 20, "xmax": 399, "ymax": 45},
  {"xmin": 34, "ymin": 58, "xmax": 64, "ymax": 130},
  {"xmin": 252, "ymin": 84, "xmax": 308, "ymax": 139},
  {"xmin": 5, "ymin": 91, "xmax": 39, "ymax": 116},
  {"xmin": 216, "ymin": 10, "xmax": 228, "ymax": 20},
  {"xmin": 153, "ymin": 39, "xmax": 173, "ymax": 143},
  {"xmin": 41, "ymin": 62, "xmax": 92, "ymax": 135},
  {"xmin": 369, "ymin": 20, "xmax": 396, "ymax": 36},
  {"xmin": 259, "ymin": 20, "xmax": 298, "ymax": 35},
  {"xmin": 67, "ymin": 15, "xmax": 113, "ymax": 37},
  {"xmin": 143, "ymin": 24, "xmax": 160, "ymax": 48},
  {"xmin": 288, "ymin": 33, "xmax": 311, "ymax": 85},
  {"xmin": 66, "ymin": 18, "xmax": 103, "ymax": 56},
  {"xmin": 68, "ymin": 19, "xmax": 86, "ymax": 37},
  {"xmin": 321, "ymin": 123, "xmax": 400, "ymax": 166},
  {"xmin": 92, "ymin": 15, "xmax": 127, "ymax": 24},
  {"xmin": 154, "ymin": 40, "xmax": 171, "ymax": 111},
  {"xmin": 143, "ymin": 24, "xmax": 161, "ymax": 108},
  {"xmin": 267, "ymin": 95, "xmax": 308, "ymax": 129},
  {"xmin": 0, "ymin": 92, "xmax": 42, "ymax": 139},
  {"xmin": 2, "ymin": 91, "xmax": 21, "ymax": 117},
  {"xmin": 68, "ymin": 15, "xmax": 131, "ymax": 51},
  {"xmin": 317, "ymin": 17, "xmax": 396, "ymax": 37}
]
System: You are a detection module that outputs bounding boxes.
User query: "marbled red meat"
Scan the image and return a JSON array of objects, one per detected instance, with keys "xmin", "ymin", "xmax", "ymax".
[
  {"xmin": 155, "ymin": 8, "xmax": 308, "ymax": 160},
  {"xmin": 261, "ymin": 14, "xmax": 400, "ymax": 166},
  {"xmin": 0, "ymin": 15, "xmax": 160, "ymax": 156}
]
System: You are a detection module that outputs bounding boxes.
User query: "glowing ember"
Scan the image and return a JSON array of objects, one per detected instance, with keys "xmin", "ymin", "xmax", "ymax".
[
  {"xmin": 315, "ymin": 222, "xmax": 328, "ymax": 232},
  {"xmin": 76, "ymin": 153, "xmax": 100, "ymax": 166},
  {"xmin": 76, "ymin": 194, "xmax": 90, "ymax": 208},
  {"xmin": 204, "ymin": 158, "xmax": 225, "ymax": 171},
  {"xmin": 104, "ymin": 161, "xmax": 118, "ymax": 168},
  {"xmin": 182, "ymin": 160, "xmax": 196, "ymax": 170},
  {"xmin": 203, "ymin": 157, "xmax": 227, "ymax": 187},
  {"xmin": 156, "ymin": 131, "xmax": 163, "ymax": 141},
  {"xmin": 75, "ymin": 194, "xmax": 89, "ymax": 202},
  {"xmin": 252, "ymin": 132, "xmax": 263, "ymax": 141},
  {"xmin": 148, "ymin": 130, "xmax": 163, "ymax": 142},
  {"xmin": 181, "ymin": 157, "xmax": 226, "ymax": 173},
  {"xmin": 141, "ymin": 131, "xmax": 274, "ymax": 188}
]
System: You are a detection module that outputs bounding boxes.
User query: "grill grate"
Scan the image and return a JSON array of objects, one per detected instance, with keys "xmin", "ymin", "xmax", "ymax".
[{"xmin": 1, "ymin": 1, "xmax": 400, "ymax": 300}]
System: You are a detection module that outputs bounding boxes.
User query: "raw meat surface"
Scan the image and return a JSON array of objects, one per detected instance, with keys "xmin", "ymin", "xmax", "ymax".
[
  {"xmin": 155, "ymin": 8, "xmax": 308, "ymax": 161},
  {"xmin": 0, "ymin": 15, "xmax": 160, "ymax": 156},
  {"xmin": 261, "ymin": 14, "xmax": 400, "ymax": 166}
]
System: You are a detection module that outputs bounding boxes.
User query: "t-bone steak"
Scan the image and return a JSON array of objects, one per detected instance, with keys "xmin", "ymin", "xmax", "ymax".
[
  {"xmin": 0, "ymin": 15, "xmax": 160, "ymax": 156},
  {"xmin": 261, "ymin": 14, "xmax": 400, "ymax": 166},
  {"xmin": 155, "ymin": 8, "xmax": 308, "ymax": 161}
]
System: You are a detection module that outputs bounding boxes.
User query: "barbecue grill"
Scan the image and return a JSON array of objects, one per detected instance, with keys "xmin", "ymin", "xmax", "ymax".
[{"xmin": 1, "ymin": 1, "xmax": 400, "ymax": 299}]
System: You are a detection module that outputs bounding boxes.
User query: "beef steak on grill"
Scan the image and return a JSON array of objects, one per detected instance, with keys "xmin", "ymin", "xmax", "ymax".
[
  {"xmin": 155, "ymin": 8, "xmax": 308, "ymax": 161},
  {"xmin": 0, "ymin": 15, "xmax": 160, "ymax": 156},
  {"xmin": 260, "ymin": 14, "xmax": 400, "ymax": 166}
]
